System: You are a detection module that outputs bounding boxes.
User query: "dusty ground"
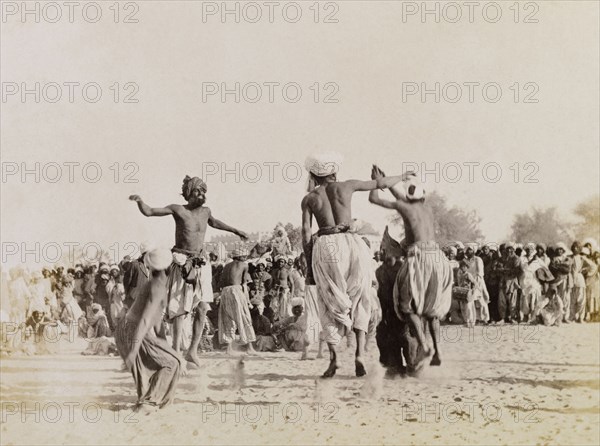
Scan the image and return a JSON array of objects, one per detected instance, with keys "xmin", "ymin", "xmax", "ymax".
[{"xmin": 1, "ymin": 323, "xmax": 599, "ymax": 445}]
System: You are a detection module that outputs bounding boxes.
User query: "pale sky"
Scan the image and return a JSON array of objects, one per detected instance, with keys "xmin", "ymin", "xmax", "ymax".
[{"xmin": 1, "ymin": 1, "xmax": 598, "ymax": 267}]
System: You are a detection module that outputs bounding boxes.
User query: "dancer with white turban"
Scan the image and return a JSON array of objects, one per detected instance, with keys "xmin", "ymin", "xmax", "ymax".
[
  {"xmin": 368, "ymin": 167, "xmax": 452, "ymax": 368},
  {"xmin": 129, "ymin": 175, "xmax": 248, "ymax": 367},
  {"xmin": 115, "ymin": 247, "xmax": 182, "ymax": 413},
  {"xmin": 301, "ymin": 154, "xmax": 409, "ymax": 378}
]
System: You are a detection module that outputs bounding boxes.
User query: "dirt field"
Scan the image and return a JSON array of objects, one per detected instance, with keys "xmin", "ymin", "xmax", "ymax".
[{"xmin": 1, "ymin": 323, "xmax": 599, "ymax": 445}]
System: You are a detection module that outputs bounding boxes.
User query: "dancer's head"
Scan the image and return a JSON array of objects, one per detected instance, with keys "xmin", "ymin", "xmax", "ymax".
[{"xmin": 181, "ymin": 175, "xmax": 207, "ymax": 207}]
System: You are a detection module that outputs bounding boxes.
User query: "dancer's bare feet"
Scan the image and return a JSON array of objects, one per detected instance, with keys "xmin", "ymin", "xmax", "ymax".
[
  {"xmin": 355, "ymin": 357, "xmax": 367, "ymax": 377},
  {"xmin": 410, "ymin": 346, "xmax": 431, "ymax": 376},
  {"xmin": 322, "ymin": 361, "xmax": 338, "ymax": 378},
  {"xmin": 226, "ymin": 344, "xmax": 235, "ymax": 356},
  {"xmin": 134, "ymin": 403, "xmax": 159, "ymax": 416},
  {"xmin": 246, "ymin": 343, "xmax": 257, "ymax": 356},
  {"xmin": 185, "ymin": 351, "xmax": 201, "ymax": 368},
  {"xmin": 430, "ymin": 352, "xmax": 441, "ymax": 366}
]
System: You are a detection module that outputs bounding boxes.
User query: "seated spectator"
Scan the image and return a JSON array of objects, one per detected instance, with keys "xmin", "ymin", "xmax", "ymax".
[
  {"xmin": 86, "ymin": 303, "xmax": 111, "ymax": 338},
  {"xmin": 273, "ymin": 298, "xmax": 307, "ymax": 352},
  {"xmin": 538, "ymin": 287, "xmax": 564, "ymax": 326},
  {"xmin": 251, "ymin": 304, "xmax": 278, "ymax": 352},
  {"xmin": 24, "ymin": 310, "xmax": 60, "ymax": 354}
]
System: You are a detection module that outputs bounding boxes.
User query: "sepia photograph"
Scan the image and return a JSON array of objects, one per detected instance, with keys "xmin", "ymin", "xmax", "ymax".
[{"xmin": 1, "ymin": 1, "xmax": 599, "ymax": 445}]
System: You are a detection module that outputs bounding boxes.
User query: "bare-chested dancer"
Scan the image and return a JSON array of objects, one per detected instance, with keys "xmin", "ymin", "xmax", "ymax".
[
  {"xmin": 368, "ymin": 166, "xmax": 453, "ymax": 368},
  {"xmin": 129, "ymin": 176, "xmax": 248, "ymax": 366},
  {"xmin": 218, "ymin": 248, "xmax": 256, "ymax": 355},
  {"xmin": 301, "ymin": 154, "xmax": 410, "ymax": 378}
]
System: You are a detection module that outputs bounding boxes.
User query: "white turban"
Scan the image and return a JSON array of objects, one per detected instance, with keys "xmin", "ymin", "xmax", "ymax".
[
  {"xmin": 465, "ymin": 242, "xmax": 479, "ymax": 251},
  {"xmin": 555, "ymin": 242, "xmax": 568, "ymax": 252},
  {"xmin": 304, "ymin": 152, "xmax": 343, "ymax": 177},
  {"xmin": 290, "ymin": 297, "xmax": 304, "ymax": 308},
  {"xmin": 231, "ymin": 247, "xmax": 249, "ymax": 259},
  {"xmin": 140, "ymin": 240, "xmax": 155, "ymax": 254},
  {"xmin": 144, "ymin": 247, "xmax": 173, "ymax": 271},
  {"xmin": 390, "ymin": 174, "xmax": 426, "ymax": 202}
]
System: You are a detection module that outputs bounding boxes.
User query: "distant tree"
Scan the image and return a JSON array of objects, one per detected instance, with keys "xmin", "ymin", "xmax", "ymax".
[
  {"xmin": 510, "ymin": 207, "xmax": 573, "ymax": 245},
  {"xmin": 391, "ymin": 190, "xmax": 484, "ymax": 245},
  {"xmin": 573, "ymin": 194, "xmax": 600, "ymax": 243},
  {"xmin": 283, "ymin": 223, "xmax": 302, "ymax": 252}
]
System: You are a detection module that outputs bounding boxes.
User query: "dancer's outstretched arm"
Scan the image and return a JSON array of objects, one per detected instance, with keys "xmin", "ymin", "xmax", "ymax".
[{"xmin": 129, "ymin": 195, "xmax": 173, "ymax": 217}]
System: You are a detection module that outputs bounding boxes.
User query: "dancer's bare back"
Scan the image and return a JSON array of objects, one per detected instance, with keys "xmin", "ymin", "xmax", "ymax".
[
  {"xmin": 301, "ymin": 167, "xmax": 410, "ymax": 239},
  {"xmin": 220, "ymin": 260, "xmax": 249, "ymax": 287},
  {"xmin": 301, "ymin": 179, "xmax": 381, "ymax": 230},
  {"xmin": 393, "ymin": 203, "xmax": 434, "ymax": 245}
]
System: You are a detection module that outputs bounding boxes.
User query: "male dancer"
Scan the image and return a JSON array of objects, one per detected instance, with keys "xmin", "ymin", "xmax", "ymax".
[{"xmin": 129, "ymin": 175, "xmax": 248, "ymax": 366}]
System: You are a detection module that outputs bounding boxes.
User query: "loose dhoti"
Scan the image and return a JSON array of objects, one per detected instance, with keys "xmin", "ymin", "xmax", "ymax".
[
  {"xmin": 553, "ymin": 277, "xmax": 570, "ymax": 321},
  {"xmin": 218, "ymin": 285, "xmax": 256, "ymax": 345},
  {"xmin": 303, "ymin": 285, "xmax": 321, "ymax": 345},
  {"xmin": 312, "ymin": 232, "xmax": 373, "ymax": 345},
  {"xmin": 474, "ymin": 276, "xmax": 490, "ymax": 322},
  {"xmin": 586, "ymin": 275, "xmax": 600, "ymax": 317},
  {"xmin": 368, "ymin": 288, "xmax": 382, "ymax": 337},
  {"xmin": 115, "ymin": 318, "xmax": 182, "ymax": 408},
  {"xmin": 570, "ymin": 271, "xmax": 586, "ymax": 321},
  {"xmin": 570, "ymin": 286, "xmax": 586, "ymax": 321},
  {"xmin": 166, "ymin": 251, "xmax": 213, "ymax": 320},
  {"xmin": 393, "ymin": 241, "xmax": 453, "ymax": 320},
  {"xmin": 460, "ymin": 300, "xmax": 476, "ymax": 325},
  {"xmin": 520, "ymin": 270, "xmax": 542, "ymax": 320},
  {"xmin": 276, "ymin": 286, "xmax": 292, "ymax": 321},
  {"xmin": 499, "ymin": 278, "xmax": 520, "ymax": 321}
]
